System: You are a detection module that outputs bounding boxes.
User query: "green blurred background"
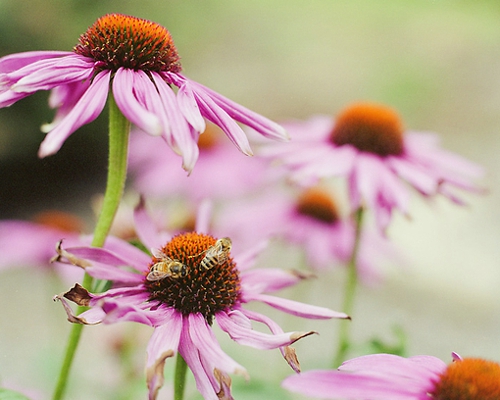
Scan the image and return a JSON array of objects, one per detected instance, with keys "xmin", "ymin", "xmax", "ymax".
[{"xmin": 1, "ymin": 1, "xmax": 500, "ymax": 399}]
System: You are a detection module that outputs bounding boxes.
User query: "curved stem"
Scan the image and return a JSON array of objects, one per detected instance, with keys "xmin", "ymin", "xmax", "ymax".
[
  {"xmin": 332, "ymin": 207, "xmax": 364, "ymax": 368},
  {"xmin": 174, "ymin": 354, "xmax": 188, "ymax": 400},
  {"xmin": 52, "ymin": 94, "xmax": 130, "ymax": 400}
]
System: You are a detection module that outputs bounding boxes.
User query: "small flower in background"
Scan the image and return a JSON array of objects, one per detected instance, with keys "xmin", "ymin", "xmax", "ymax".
[
  {"xmin": 53, "ymin": 201, "xmax": 348, "ymax": 400},
  {"xmin": 0, "ymin": 13, "xmax": 287, "ymax": 171},
  {"xmin": 128, "ymin": 122, "xmax": 271, "ymax": 201},
  {"xmin": 214, "ymin": 185, "xmax": 394, "ymax": 284},
  {"xmin": 261, "ymin": 102, "xmax": 484, "ymax": 232},
  {"xmin": 0, "ymin": 210, "xmax": 86, "ymax": 280},
  {"xmin": 282, "ymin": 352, "xmax": 500, "ymax": 399}
]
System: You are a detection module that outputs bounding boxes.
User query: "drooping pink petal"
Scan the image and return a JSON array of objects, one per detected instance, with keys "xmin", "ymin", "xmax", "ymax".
[
  {"xmin": 216, "ymin": 310, "xmax": 314, "ymax": 350},
  {"xmin": 179, "ymin": 318, "xmax": 222, "ymax": 400},
  {"xmin": 172, "ymin": 76, "xmax": 254, "ymax": 156},
  {"xmin": 152, "ymin": 73, "xmax": 199, "ymax": 172},
  {"xmin": 188, "ymin": 313, "xmax": 247, "ymax": 376},
  {"xmin": 387, "ymin": 156, "xmax": 438, "ymax": 195},
  {"xmin": 146, "ymin": 313, "xmax": 182, "ymax": 400},
  {"xmin": 0, "ymin": 50, "xmax": 70, "ymax": 73},
  {"xmin": 38, "ymin": 70, "xmax": 111, "ymax": 157},
  {"xmin": 241, "ymin": 268, "xmax": 309, "ymax": 294},
  {"xmin": 41, "ymin": 80, "xmax": 91, "ymax": 132},
  {"xmin": 112, "ymin": 68, "xmax": 162, "ymax": 136},
  {"xmin": 97, "ymin": 297, "xmax": 156, "ymax": 326},
  {"xmin": 184, "ymin": 76, "xmax": 288, "ymax": 142},
  {"xmin": 243, "ymin": 293, "xmax": 349, "ymax": 320},
  {"xmin": 10, "ymin": 55, "xmax": 94, "ymax": 92},
  {"xmin": 171, "ymin": 74, "xmax": 206, "ymax": 133}
]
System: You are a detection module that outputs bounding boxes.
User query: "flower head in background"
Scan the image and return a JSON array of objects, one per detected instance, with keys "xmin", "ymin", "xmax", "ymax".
[
  {"xmin": 0, "ymin": 210, "xmax": 86, "ymax": 280},
  {"xmin": 214, "ymin": 186, "xmax": 394, "ymax": 284},
  {"xmin": 0, "ymin": 13, "xmax": 287, "ymax": 170},
  {"xmin": 129, "ymin": 122, "xmax": 271, "ymax": 201},
  {"xmin": 261, "ymin": 102, "xmax": 484, "ymax": 232},
  {"xmin": 53, "ymin": 201, "xmax": 347, "ymax": 400},
  {"xmin": 282, "ymin": 352, "xmax": 500, "ymax": 399}
]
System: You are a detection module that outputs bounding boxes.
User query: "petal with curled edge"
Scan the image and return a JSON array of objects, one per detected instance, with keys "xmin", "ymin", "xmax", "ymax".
[{"xmin": 146, "ymin": 311, "xmax": 182, "ymax": 400}]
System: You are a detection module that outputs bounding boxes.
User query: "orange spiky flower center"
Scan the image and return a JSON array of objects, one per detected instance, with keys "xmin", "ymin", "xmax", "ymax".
[
  {"xmin": 430, "ymin": 358, "xmax": 500, "ymax": 400},
  {"xmin": 330, "ymin": 102, "xmax": 405, "ymax": 157},
  {"xmin": 296, "ymin": 187, "xmax": 339, "ymax": 225},
  {"xmin": 74, "ymin": 13, "xmax": 181, "ymax": 73},
  {"xmin": 144, "ymin": 232, "xmax": 240, "ymax": 323}
]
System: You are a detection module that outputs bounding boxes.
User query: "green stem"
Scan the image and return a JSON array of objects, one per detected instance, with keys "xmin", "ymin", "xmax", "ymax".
[
  {"xmin": 174, "ymin": 354, "xmax": 188, "ymax": 400},
  {"xmin": 332, "ymin": 207, "xmax": 364, "ymax": 368},
  {"xmin": 52, "ymin": 94, "xmax": 130, "ymax": 400}
]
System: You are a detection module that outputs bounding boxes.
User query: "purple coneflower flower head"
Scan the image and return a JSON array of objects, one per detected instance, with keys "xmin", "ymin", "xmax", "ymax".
[
  {"xmin": 262, "ymin": 102, "xmax": 484, "ymax": 232},
  {"xmin": 129, "ymin": 122, "xmax": 271, "ymax": 200},
  {"xmin": 215, "ymin": 186, "xmax": 393, "ymax": 283},
  {"xmin": 0, "ymin": 14, "xmax": 287, "ymax": 170},
  {"xmin": 53, "ymin": 202, "xmax": 347, "ymax": 400},
  {"xmin": 282, "ymin": 352, "xmax": 500, "ymax": 399}
]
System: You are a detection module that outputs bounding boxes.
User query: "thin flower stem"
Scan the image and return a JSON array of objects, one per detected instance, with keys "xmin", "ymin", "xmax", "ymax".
[
  {"xmin": 52, "ymin": 94, "xmax": 130, "ymax": 400},
  {"xmin": 332, "ymin": 207, "xmax": 364, "ymax": 368},
  {"xmin": 174, "ymin": 354, "xmax": 188, "ymax": 400}
]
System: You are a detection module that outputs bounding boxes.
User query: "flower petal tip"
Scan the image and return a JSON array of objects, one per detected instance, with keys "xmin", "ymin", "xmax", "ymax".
[{"xmin": 146, "ymin": 349, "xmax": 176, "ymax": 400}]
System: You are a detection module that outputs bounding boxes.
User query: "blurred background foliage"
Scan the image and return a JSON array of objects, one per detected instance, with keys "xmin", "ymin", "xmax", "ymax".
[{"xmin": 1, "ymin": 0, "xmax": 500, "ymax": 399}]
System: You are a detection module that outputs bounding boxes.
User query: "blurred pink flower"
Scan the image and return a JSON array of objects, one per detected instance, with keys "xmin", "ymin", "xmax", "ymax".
[
  {"xmin": 214, "ymin": 186, "xmax": 394, "ymax": 283},
  {"xmin": 0, "ymin": 14, "xmax": 287, "ymax": 170},
  {"xmin": 283, "ymin": 352, "xmax": 500, "ymax": 399},
  {"xmin": 0, "ymin": 211, "xmax": 86, "ymax": 280},
  {"xmin": 262, "ymin": 103, "xmax": 484, "ymax": 232},
  {"xmin": 128, "ymin": 122, "xmax": 271, "ymax": 200},
  {"xmin": 54, "ymin": 201, "xmax": 348, "ymax": 400}
]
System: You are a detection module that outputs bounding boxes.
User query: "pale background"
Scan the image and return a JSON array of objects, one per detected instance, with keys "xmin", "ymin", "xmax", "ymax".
[{"xmin": 1, "ymin": 1, "xmax": 499, "ymax": 399}]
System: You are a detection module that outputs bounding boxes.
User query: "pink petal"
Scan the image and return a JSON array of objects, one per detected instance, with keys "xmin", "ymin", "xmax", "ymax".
[
  {"xmin": 216, "ymin": 310, "xmax": 314, "ymax": 350},
  {"xmin": 146, "ymin": 311, "xmax": 182, "ymax": 400},
  {"xmin": 112, "ymin": 68, "xmax": 162, "ymax": 136},
  {"xmin": 133, "ymin": 198, "xmax": 168, "ymax": 250},
  {"xmin": 179, "ymin": 318, "xmax": 222, "ymax": 400},
  {"xmin": 194, "ymin": 199, "xmax": 213, "ymax": 234},
  {"xmin": 38, "ymin": 70, "xmax": 111, "ymax": 157},
  {"xmin": 151, "ymin": 73, "xmax": 199, "ymax": 172},
  {"xmin": 11, "ymin": 55, "xmax": 94, "ymax": 92},
  {"xmin": 188, "ymin": 313, "xmax": 246, "ymax": 375},
  {"xmin": 241, "ymin": 268, "xmax": 308, "ymax": 293},
  {"xmin": 178, "ymin": 78, "xmax": 254, "ymax": 156},
  {"xmin": 0, "ymin": 50, "xmax": 70, "ymax": 73},
  {"xmin": 185, "ymin": 76, "xmax": 288, "ymax": 142},
  {"xmin": 244, "ymin": 293, "xmax": 349, "ymax": 320},
  {"xmin": 171, "ymin": 75, "xmax": 206, "ymax": 133},
  {"xmin": 97, "ymin": 297, "xmax": 155, "ymax": 326},
  {"xmin": 282, "ymin": 369, "xmax": 422, "ymax": 399}
]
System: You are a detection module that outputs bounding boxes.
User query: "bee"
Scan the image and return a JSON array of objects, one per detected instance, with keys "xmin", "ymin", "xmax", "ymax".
[
  {"xmin": 199, "ymin": 237, "xmax": 232, "ymax": 270},
  {"xmin": 146, "ymin": 249, "xmax": 187, "ymax": 281}
]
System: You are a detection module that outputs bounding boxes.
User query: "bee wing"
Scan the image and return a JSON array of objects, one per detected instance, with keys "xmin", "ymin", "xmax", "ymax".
[
  {"xmin": 151, "ymin": 248, "xmax": 167, "ymax": 259},
  {"xmin": 146, "ymin": 268, "xmax": 170, "ymax": 281}
]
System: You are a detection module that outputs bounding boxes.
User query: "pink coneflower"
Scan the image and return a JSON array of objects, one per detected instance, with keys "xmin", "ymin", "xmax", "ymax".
[
  {"xmin": 129, "ymin": 122, "xmax": 271, "ymax": 200},
  {"xmin": 282, "ymin": 352, "xmax": 500, "ymax": 399},
  {"xmin": 262, "ymin": 103, "xmax": 483, "ymax": 231},
  {"xmin": 53, "ymin": 202, "xmax": 347, "ymax": 400},
  {"xmin": 0, "ymin": 14, "xmax": 287, "ymax": 170},
  {"xmin": 215, "ymin": 186, "xmax": 392, "ymax": 283},
  {"xmin": 0, "ymin": 210, "xmax": 85, "ymax": 273}
]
